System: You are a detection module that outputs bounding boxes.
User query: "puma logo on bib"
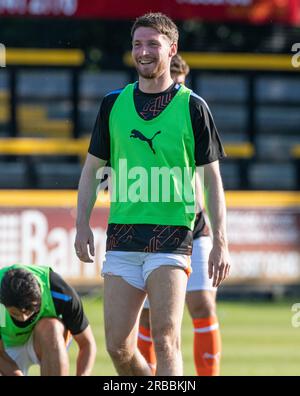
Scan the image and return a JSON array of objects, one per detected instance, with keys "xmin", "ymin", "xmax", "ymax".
[{"xmin": 130, "ymin": 129, "xmax": 161, "ymax": 154}]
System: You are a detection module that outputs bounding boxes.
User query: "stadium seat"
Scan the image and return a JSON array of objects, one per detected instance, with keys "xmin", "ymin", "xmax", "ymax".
[
  {"xmin": 17, "ymin": 71, "xmax": 73, "ymax": 138},
  {"xmin": 220, "ymin": 162, "xmax": 241, "ymax": 190},
  {"xmin": 79, "ymin": 71, "xmax": 129, "ymax": 134},
  {"xmin": 79, "ymin": 71, "xmax": 128, "ymax": 98},
  {"xmin": 249, "ymin": 162, "xmax": 296, "ymax": 190},
  {"xmin": 256, "ymin": 134, "xmax": 300, "ymax": 160},
  {"xmin": 0, "ymin": 161, "xmax": 29, "ymax": 189},
  {"xmin": 35, "ymin": 162, "xmax": 82, "ymax": 189}
]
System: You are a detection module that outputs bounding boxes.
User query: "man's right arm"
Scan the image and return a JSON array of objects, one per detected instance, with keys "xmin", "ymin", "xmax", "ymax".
[
  {"xmin": 0, "ymin": 339, "xmax": 24, "ymax": 376},
  {"xmin": 75, "ymin": 153, "xmax": 107, "ymax": 263},
  {"xmin": 75, "ymin": 92, "xmax": 119, "ymax": 262}
]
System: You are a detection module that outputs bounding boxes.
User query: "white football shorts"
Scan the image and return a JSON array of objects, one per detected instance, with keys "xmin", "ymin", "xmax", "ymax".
[{"xmin": 102, "ymin": 250, "xmax": 191, "ymax": 291}]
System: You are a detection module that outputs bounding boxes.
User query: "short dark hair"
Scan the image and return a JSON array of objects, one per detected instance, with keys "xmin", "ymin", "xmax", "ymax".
[
  {"xmin": 0, "ymin": 269, "xmax": 41, "ymax": 311},
  {"xmin": 171, "ymin": 54, "xmax": 190, "ymax": 77},
  {"xmin": 131, "ymin": 12, "xmax": 179, "ymax": 44}
]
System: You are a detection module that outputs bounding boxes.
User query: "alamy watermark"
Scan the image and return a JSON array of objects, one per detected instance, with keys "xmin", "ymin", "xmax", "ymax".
[
  {"xmin": 0, "ymin": 43, "xmax": 6, "ymax": 67},
  {"xmin": 291, "ymin": 303, "xmax": 300, "ymax": 328},
  {"xmin": 291, "ymin": 43, "xmax": 300, "ymax": 68},
  {"xmin": 0, "ymin": 303, "xmax": 6, "ymax": 327},
  {"xmin": 95, "ymin": 159, "xmax": 205, "ymax": 214}
]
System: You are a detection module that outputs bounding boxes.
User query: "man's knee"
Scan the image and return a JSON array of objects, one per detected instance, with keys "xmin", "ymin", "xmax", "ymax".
[
  {"xmin": 33, "ymin": 318, "xmax": 66, "ymax": 361},
  {"xmin": 152, "ymin": 322, "xmax": 180, "ymax": 354},
  {"xmin": 196, "ymin": 299, "xmax": 216, "ymax": 318},
  {"xmin": 106, "ymin": 339, "xmax": 134, "ymax": 364},
  {"xmin": 187, "ymin": 292, "xmax": 217, "ymax": 318},
  {"xmin": 154, "ymin": 334, "xmax": 180, "ymax": 356},
  {"xmin": 34, "ymin": 318, "xmax": 65, "ymax": 345}
]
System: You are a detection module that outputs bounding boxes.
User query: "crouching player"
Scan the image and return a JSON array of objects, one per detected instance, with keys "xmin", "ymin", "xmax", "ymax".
[{"xmin": 0, "ymin": 264, "xmax": 96, "ymax": 376}]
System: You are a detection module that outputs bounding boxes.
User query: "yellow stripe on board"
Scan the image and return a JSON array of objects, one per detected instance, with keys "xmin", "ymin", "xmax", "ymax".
[
  {"xmin": 291, "ymin": 145, "xmax": 300, "ymax": 158},
  {"xmin": 124, "ymin": 52, "xmax": 299, "ymax": 72},
  {"xmin": 0, "ymin": 90, "xmax": 9, "ymax": 100},
  {"xmin": 0, "ymin": 191, "xmax": 299, "ymax": 209},
  {"xmin": 226, "ymin": 191, "xmax": 300, "ymax": 208},
  {"xmin": 0, "ymin": 190, "xmax": 109, "ymax": 208},
  {"xmin": 0, "ymin": 138, "xmax": 89, "ymax": 156},
  {"xmin": 224, "ymin": 143, "xmax": 254, "ymax": 158},
  {"xmin": 181, "ymin": 53, "xmax": 298, "ymax": 72},
  {"xmin": 0, "ymin": 138, "xmax": 253, "ymax": 158},
  {"xmin": 6, "ymin": 49, "xmax": 84, "ymax": 66}
]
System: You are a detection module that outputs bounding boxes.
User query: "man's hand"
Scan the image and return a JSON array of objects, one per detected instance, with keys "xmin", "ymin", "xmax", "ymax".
[
  {"xmin": 208, "ymin": 244, "xmax": 230, "ymax": 287},
  {"xmin": 12, "ymin": 369, "xmax": 24, "ymax": 376},
  {"xmin": 75, "ymin": 154, "xmax": 106, "ymax": 263},
  {"xmin": 74, "ymin": 224, "xmax": 95, "ymax": 263},
  {"xmin": 0, "ymin": 369, "xmax": 24, "ymax": 376},
  {"xmin": 0, "ymin": 344, "xmax": 25, "ymax": 376},
  {"xmin": 0, "ymin": 368, "xmax": 24, "ymax": 376}
]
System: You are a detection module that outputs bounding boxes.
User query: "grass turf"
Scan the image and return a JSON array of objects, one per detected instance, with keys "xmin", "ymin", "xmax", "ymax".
[{"xmin": 29, "ymin": 297, "xmax": 300, "ymax": 376}]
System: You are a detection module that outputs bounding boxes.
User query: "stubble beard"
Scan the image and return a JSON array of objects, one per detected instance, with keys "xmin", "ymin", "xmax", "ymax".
[
  {"xmin": 137, "ymin": 66, "xmax": 159, "ymax": 79},
  {"xmin": 135, "ymin": 59, "xmax": 165, "ymax": 80}
]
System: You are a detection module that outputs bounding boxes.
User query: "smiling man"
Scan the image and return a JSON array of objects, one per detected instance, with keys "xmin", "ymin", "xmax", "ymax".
[
  {"xmin": 138, "ymin": 54, "xmax": 223, "ymax": 376},
  {"xmin": 75, "ymin": 12, "xmax": 230, "ymax": 376},
  {"xmin": 0, "ymin": 264, "xmax": 96, "ymax": 376}
]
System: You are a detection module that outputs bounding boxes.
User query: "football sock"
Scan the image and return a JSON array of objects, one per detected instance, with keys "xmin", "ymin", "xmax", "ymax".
[
  {"xmin": 193, "ymin": 316, "xmax": 221, "ymax": 376},
  {"xmin": 138, "ymin": 325, "xmax": 157, "ymax": 374}
]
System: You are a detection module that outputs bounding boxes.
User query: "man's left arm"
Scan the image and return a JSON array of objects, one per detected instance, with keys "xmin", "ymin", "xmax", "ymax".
[
  {"xmin": 73, "ymin": 325, "xmax": 96, "ymax": 376},
  {"xmin": 200, "ymin": 160, "xmax": 230, "ymax": 287},
  {"xmin": 49, "ymin": 270, "xmax": 96, "ymax": 375}
]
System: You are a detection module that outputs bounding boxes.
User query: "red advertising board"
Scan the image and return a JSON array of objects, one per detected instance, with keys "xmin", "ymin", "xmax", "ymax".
[
  {"xmin": 0, "ymin": 206, "xmax": 108, "ymax": 284},
  {"xmin": 0, "ymin": 200, "xmax": 299, "ymax": 285},
  {"xmin": 0, "ymin": 0, "xmax": 299, "ymax": 25}
]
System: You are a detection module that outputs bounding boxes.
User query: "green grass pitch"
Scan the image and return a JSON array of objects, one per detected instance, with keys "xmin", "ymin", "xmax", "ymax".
[{"xmin": 30, "ymin": 297, "xmax": 300, "ymax": 376}]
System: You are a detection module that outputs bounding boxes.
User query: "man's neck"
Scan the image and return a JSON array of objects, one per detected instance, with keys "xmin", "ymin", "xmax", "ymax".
[{"xmin": 138, "ymin": 73, "xmax": 174, "ymax": 94}]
